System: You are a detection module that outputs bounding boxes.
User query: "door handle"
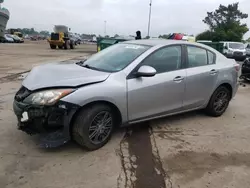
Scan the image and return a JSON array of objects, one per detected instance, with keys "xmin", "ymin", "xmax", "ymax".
[
  {"xmin": 173, "ymin": 76, "xmax": 184, "ymax": 82},
  {"xmin": 210, "ymin": 69, "xmax": 218, "ymax": 75}
]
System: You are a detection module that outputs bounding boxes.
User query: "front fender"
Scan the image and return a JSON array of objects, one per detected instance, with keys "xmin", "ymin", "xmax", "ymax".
[{"xmin": 61, "ymin": 79, "xmax": 128, "ymax": 123}]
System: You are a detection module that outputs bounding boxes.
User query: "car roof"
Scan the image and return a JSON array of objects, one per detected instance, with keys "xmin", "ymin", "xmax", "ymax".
[
  {"xmin": 124, "ymin": 39, "xmax": 216, "ymax": 50},
  {"xmin": 123, "ymin": 39, "xmax": 227, "ymax": 59},
  {"xmin": 124, "ymin": 39, "xmax": 186, "ymax": 46},
  {"xmin": 124, "ymin": 39, "xmax": 208, "ymax": 47}
]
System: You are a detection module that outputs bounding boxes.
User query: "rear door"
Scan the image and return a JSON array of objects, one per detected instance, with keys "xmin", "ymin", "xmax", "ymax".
[
  {"xmin": 127, "ymin": 45, "xmax": 186, "ymax": 121},
  {"xmin": 183, "ymin": 45, "xmax": 218, "ymax": 110}
]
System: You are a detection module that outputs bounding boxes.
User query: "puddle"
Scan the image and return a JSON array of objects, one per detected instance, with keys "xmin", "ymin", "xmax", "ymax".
[{"xmin": 119, "ymin": 124, "xmax": 166, "ymax": 188}]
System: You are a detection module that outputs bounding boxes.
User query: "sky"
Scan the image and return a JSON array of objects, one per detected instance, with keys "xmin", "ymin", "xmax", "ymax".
[{"xmin": 2, "ymin": 0, "xmax": 250, "ymax": 38}]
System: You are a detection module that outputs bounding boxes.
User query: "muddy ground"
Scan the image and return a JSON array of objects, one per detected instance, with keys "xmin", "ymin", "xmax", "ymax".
[{"xmin": 0, "ymin": 41, "xmax": 250, "ymax": 188}]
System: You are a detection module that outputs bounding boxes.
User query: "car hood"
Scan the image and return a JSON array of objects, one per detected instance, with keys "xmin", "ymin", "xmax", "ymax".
[{"xmin": 22, "ymin": 62, "xmax": 111, "ymax": 91}]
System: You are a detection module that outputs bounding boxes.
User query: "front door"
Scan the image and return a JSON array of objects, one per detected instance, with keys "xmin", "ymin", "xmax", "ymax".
[{"xmin": 127, "ymin": 45, "xmax": 186, "ymax": 121}]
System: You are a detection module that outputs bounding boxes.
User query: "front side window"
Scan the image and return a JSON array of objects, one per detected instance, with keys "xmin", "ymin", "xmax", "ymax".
[
  {"xmin": 141, "ymin": 46, "xmax": 182, "ymax": 74},
  {"xmin": 82, "ymin": 43, "xmax": 150, "ymax": 72},
  {"xmin": 187, "ymin": 46, "xmax": 208, "ymax": 68}
]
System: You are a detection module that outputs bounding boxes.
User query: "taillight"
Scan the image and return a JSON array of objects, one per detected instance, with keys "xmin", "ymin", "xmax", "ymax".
[{"xmin": 234, "ymin": 64, "xmax": 240, "ymax": 72}]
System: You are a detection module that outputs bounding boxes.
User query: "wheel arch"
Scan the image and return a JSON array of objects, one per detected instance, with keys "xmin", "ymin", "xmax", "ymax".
[
  {"xmin": 216, "ymin": 83, "xmax": 233, "ymax": 99},
  {"xmin": 70, "ymin": 100, "xmax": 123, "ymax": 135},
  {"xmin": 205, "ymin": 82, "xmax": 233, "ymax": 108}
]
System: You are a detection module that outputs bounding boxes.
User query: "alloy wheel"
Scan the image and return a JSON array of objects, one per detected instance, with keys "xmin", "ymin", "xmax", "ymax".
[
  {"xmin": 213, "ymin": 90, "xmax": 229, "ymax": 114},
  {"xmin": 88, "ymin": 111, "xmax": 113, "ymax": 144}
]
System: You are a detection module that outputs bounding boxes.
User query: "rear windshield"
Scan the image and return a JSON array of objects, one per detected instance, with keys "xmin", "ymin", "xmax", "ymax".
[
  {"xmin": 82, "ymin": 43, "xmax": 150, "ymax": 72},
  {"xmin": 229, "ymin": 43, "xmax": 245, "ymax": 49}
]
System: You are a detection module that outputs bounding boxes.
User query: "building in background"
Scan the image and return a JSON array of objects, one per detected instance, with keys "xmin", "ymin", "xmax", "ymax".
[{"xmin": 0, "ymin": 0, "xmax": 10, "ymax": 38}]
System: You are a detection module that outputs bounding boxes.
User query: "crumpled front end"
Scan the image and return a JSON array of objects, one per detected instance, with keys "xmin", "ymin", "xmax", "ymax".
[{"xmin": 13, "ymin": 86, "xmax": 79, "ymax": 148}]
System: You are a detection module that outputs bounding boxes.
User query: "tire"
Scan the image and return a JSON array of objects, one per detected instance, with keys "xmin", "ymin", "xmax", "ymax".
[
  {"xmin": 50, "ymin": 44, "xmax": 56, "ymax": 49},
  {"xmin": 205, "ymin": 86, "xmax": 231, "ymax": 117},
  {"xmin": 72, "ymin": 104, "xmax": 114, "ymax": 151},
  {"xmin": 64, "ymin": 40, "xmax": 70, "ymax": 50},
  {"xmin": 70, "ymin": 42, "xmax": 75, "ymax": 49},
  {"xmin": 58, "ymin": 45, "xmax": 63, "ymax": 49}
]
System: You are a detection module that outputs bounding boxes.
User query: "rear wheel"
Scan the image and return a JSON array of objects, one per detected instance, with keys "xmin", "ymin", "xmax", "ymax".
[
  {"xmin": 72, "ymin": 104, "xmax": 114, "ymax": 150},
  {"xmin": 205, "ymin": 86, "xmax": 231, "ymax": 117},
  {"xmin": 50, "ymin": 44, "xmax": 56, "ymax": 49}
]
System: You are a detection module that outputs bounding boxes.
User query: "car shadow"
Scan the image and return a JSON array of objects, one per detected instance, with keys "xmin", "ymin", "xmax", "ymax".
[
  {"xmin": 38, "ymin": 128, "xmax": 126, "ymax": 154},
  {"xmin": 37, "ymin": 110, "xmax": 206, "ymax": 154}
]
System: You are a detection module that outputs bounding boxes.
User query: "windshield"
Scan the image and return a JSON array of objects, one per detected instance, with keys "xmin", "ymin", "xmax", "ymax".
[
  {"xmin": 82, "ymin": 43, "xmax": 150, "ymax": 72},
  {"xmin": 229, "ymin": 43, "xmax": 245, "ymax": 49}
]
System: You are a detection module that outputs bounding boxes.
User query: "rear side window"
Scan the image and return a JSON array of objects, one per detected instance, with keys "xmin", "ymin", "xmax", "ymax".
[
  {"xmin": 187, "ymin": 46, "xmax": 208, "ymax": 68},
  {"xmin": 207, "ymin": 51, "xmax": 215, "ymax": 64}
]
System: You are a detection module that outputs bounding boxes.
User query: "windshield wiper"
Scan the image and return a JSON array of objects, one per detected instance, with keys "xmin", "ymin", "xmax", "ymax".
[
  {"xmin": 76, "ymin": 61, "xmax": 90, "ymax": 68},
  {"xmin": 76, "ymin": 61, "xmax": 98, "ymax": 70}
]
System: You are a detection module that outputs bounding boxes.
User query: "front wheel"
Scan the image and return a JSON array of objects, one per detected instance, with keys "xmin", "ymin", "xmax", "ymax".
[
  {"xmin": 205, "ymin": 86, "xmax": 231, "ymax": 117},
  {"xmin": 72, "ymin": 104, "xmax": 114, "ymax": 151},
  {"xmin": 50, "ymin": 44, "xmax": 56, "ymax": 49}
]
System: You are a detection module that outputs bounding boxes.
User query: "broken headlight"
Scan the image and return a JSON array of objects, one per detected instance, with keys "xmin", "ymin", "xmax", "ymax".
[{"xmin": 23, "ymin": 89, "xmax": 75, "ymax": 105}]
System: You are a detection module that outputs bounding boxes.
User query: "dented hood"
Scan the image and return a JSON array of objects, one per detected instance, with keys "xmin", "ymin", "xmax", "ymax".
[{"xmin": 22, "ymin": 62, "xmax": 110, "ymax": 90}]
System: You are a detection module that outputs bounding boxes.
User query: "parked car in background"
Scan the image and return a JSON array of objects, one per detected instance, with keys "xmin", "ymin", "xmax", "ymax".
[
  {"xmin": 13, "ymin": 35, "xmax": 24, "ymax": 43},
  {"xmin": 241, "ymin": 58, "xmax": 250, "ymax": 81},
  {"xmin": 69, "ymin": 34, "xmax": 81, "ymax": 45},
  {"xmin": 246, "ymin": 43, "xmax": 250, "ymax": 57},
  {"xmin": 6, "ymin": 34, "xmax": 23, "ymax": 43},
  {"xmin": 4, "ymin": 34, "xmax": 14, "ymax": 43},
  {"xmin": 13, "ymin": 40, "xmax": 240, "ymax": 150},
  {"xmin": 222, "ymin": 42, "xmax": 246, "ymax": 61}
]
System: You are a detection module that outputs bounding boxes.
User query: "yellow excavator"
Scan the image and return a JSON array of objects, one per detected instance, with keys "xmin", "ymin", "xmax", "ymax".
[{"xmin": 47, "ymin": 25, "xmax": 76, "ymax": 50}]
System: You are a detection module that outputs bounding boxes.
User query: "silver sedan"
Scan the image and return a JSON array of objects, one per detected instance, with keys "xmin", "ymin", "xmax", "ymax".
[{"xmin": 13, "ymin": 39, "xmax": 240, "ymax": 150}]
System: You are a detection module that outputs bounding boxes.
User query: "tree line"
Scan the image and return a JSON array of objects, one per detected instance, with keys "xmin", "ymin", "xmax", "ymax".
[{"xmin": 12, "ymin": 28, "xmax": 50, "ymax": 36}]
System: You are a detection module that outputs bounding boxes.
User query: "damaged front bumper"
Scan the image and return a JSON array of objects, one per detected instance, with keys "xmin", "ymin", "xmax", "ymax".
[{"xmin": 13, "ymin": 100, "xmax": 79, "ymax": 148}]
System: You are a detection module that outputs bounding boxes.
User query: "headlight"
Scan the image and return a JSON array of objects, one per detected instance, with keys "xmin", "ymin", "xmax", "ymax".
[
  {"xmin": 243, "ymin": 51, "xmax": 246, "ymax": 55},
  {"xmin": 228, "ymin": 49, "xmax": 234, "ymax": 53},
  {"xmin": 23, "ymin": 89, "xmax": 75, "ymax": 105}
]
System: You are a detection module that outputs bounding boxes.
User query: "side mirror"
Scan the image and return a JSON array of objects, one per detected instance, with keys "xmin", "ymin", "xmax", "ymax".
[
  {"xmin": 136, "ymin": 65, "xmax": 157, "ymax": 77},
  {"xmin": 224, "ymin": 46, "xmax": 228, "ymax": 50}
]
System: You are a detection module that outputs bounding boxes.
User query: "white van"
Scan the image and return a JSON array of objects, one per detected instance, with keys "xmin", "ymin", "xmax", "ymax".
[{"xmin": 221, "ymin": 42, "xmax": 246, "ymax": 61}]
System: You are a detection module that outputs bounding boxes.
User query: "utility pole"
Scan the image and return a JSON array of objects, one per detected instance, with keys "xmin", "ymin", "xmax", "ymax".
[
  {"xmin": 147, "ymin": 0, "xmax": 153, "ymax": 38},
  {"xmin": 104, "ymin": 21, "xmax": 107, "ymax": 36}
]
